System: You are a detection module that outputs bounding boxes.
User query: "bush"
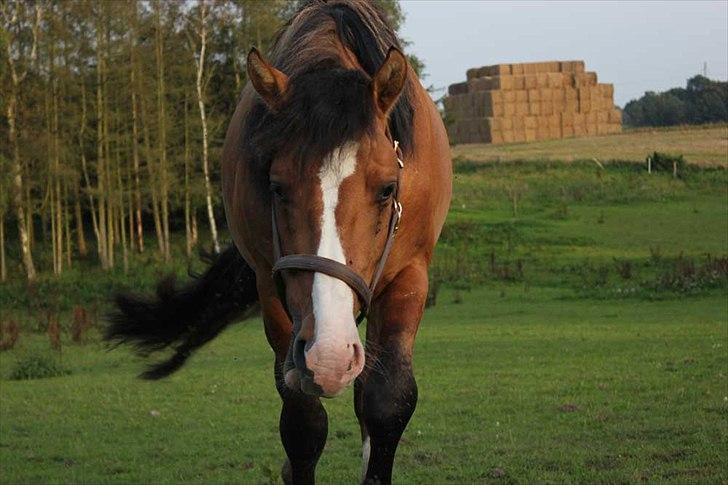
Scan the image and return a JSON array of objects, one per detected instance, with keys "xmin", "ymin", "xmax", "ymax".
[
  {"xmin": 652, "ymin": 254, "xmax": 728, "ymax": 294},
  {"xmin": 649, "ymin": 152, "xmax": 685, "ymax": 174},
  {"xmin": 0, "ymin": 321, "xmax": 20, "ymax": 351},
  {"xmin": 8, "ymin": 354, "xmax": 70, "ymax": 381}
]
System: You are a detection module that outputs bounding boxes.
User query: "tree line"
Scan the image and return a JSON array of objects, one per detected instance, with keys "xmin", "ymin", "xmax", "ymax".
[
  {"xmin": 623, "ymin": 75, "xmax": 728, "ymax": 127},
  {"xmin": 0, "ymin": 0, "xmax": 412, "ymax": 282}
]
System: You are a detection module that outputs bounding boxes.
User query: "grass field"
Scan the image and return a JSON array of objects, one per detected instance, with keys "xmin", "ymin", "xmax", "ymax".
[
  {"xmin": 1, "ymin": 290, "xmax": 726, "ymax": 483},
  {"xmin": 451, "ymin": 124, "xmax": 728, "ymax": 167},
  {"xmin": 1, "ymin": 128, "xmax": 727, "ymax": 483}
]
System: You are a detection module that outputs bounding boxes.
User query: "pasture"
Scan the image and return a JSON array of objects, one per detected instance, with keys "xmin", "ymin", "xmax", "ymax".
[
  {"xmin": 452, "ymin": 124, "xmax": 728, "ymax": 167},
  {"xmin": 1, "ymin": 128, "xmax": 727, "ymax": 483}
]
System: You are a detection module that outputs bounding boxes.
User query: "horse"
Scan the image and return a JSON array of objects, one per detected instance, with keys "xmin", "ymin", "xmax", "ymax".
[{"xmin": 105, "ymin": 1, "xmax": 452, "ymax": 483}]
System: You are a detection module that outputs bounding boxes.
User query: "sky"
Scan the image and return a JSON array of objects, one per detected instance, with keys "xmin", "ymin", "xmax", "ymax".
[{"xmin": 399, "ymin": 1, "xmax": 728, "ymax": 107}]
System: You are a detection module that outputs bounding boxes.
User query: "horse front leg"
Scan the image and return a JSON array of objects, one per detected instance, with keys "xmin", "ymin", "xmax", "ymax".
[
  {"xmin": 356, "ymin": 264, "xmax": 428, "ymax": 485},
  {"xmin": 263, "ymin": 297, "xmax": 328, "ymax": 485},
  {"xmin": 275, "ymin": 360, "xmax": 328, "ymax": 485}
]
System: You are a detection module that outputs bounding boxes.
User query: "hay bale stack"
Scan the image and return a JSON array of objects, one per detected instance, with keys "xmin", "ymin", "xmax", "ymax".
[{"xmin": 445, "ymin": 60, "xmax": 621, "ymax": 145}]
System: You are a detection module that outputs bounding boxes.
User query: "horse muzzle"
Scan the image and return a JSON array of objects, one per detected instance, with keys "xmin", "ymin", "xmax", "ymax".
[{"xmin": 284, "ymin": 330, "xmax": 365, "ymax": 397}]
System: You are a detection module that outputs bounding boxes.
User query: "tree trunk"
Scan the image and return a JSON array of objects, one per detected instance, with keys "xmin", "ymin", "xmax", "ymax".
[
  {"xmin": 129, "ymin": 0, "xmax": 144, "ymax": 254},
  {"xmin": 2, "ymin": 2, "xmax": 41, "ymax": 281},
  {"xmin": 47, "ymin": 84, "xmax": 59, "ymax": 275},
  {"xmin": 64, "ymin": 182, "xmax": 72, "ymax": 268},
  {"xmin": 191, "ymin": 211, "xmax": 198, "ymax": 247},
  {"xmin": 52, "ymin": 54, "xmax": 64, "ymax": 274},
  {"xmin": 139, "ymin": 90, "xmax": 165, "ymax": 255},
  {"xmin": 193, "ymin": 0, "xmax": 220, "ymax": 254},
  {"xmin": 79, "ymin": 83, "xmax": 101, "ymax": 260},
  {"xmin": 7, "ymin": 92, "xmax": 36, "ymax": 280},
  {"xmin": 95, "ymin": 15, "xmax": 109, "ymax": 270},
  {"xmin": 117, "ymin": 143, "xmax": 129, "ymax": 274},
  {"xmin": 184, "ymin": 93, "xmax": 193, "ymax": 258},
  {"xmin": 74, "ymin": 185, "xmax": 87, "ymax": 257},
  {"xmin": 103, "ymin": 21, "xmax": 114, "ymax": 269},
  {"xmin": 154, "ymin": 1, "xmax": 170, "ymax": 261},
  {"xmin": 0, "ymin": 212, "xmax": 6, "ymax": 282}
]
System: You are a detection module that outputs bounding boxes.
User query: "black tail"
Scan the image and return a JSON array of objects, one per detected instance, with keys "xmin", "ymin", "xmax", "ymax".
[{"xmin": 105, "ymin": 246, "xmax": 258, "ymax": 380}]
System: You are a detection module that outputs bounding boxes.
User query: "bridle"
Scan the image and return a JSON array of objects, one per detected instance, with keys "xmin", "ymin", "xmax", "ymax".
[{"xmin": 271, "ymin": 138, "xmax": 404, "ymax": 325}]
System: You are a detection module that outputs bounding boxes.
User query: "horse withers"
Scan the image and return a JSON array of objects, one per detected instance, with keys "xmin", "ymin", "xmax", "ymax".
[{"xmin": 106, "ymin": 1, "xmax": 451, "ymax": 483}]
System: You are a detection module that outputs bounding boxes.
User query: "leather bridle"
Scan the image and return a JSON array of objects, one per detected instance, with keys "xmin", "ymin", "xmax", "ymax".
[{"xmin": 271, "ymin": 139, "xmax": 404, "ymax": 325}]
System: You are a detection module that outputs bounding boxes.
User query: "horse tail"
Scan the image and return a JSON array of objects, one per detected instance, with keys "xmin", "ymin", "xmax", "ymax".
[{"xmin": 105, "ymin": 245, "xmax": 258, "ymax": 380}]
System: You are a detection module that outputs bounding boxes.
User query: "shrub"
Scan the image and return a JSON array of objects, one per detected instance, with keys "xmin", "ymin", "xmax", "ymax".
[
  {"xmin": 614, "ymin": 259, "xmax": 633, "ymax": 280},
  {"xmin": 0, "ymin": 320, "xmax": 20, "ymax": 351},
  {"xmin": 649, "ymin": 152, "xmax": 685, "ymax": 174},
  {"xmin": 652, "ymin": 254, "xmax": 728, "ymax": 293},
  {"xmin": 71, "ymin": 306, "xmax": 92, "ymax": 343},
  {"xmin": 8, "ymin": 354, "xmax": 70, "ymax": 381},
  {"xmin": 47, "ymin": 313, "xmax": 61, "ymax": 351}
]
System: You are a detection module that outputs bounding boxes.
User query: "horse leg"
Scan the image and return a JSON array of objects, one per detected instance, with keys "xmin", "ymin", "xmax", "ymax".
[
  {"xmin": 262, "ymin": 297, "xmax": 328, "ymax": 485},
  {"xmin": 275, "ymin": 360, "xmax": 328, "ymax": 485},
  {"xmin": 356, "ymin": 265, "xmax": 428, "ymax": 485}
]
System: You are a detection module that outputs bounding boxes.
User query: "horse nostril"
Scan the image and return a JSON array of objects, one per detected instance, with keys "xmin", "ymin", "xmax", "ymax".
[
  {"xmin": 292, "ymin": 335, "xmax": 308, "ymax": 372},
  {"xmin": 349, "ymin": 342, "xmax": 364, "ymax": 374}
]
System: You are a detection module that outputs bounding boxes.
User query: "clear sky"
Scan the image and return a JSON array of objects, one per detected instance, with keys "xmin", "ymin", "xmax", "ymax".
[{"xmin": 399, "ymin": 1, "xmax": 728, "ymax": 107}]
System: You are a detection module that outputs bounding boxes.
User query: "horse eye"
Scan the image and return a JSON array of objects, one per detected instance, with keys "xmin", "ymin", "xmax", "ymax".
[{"xmin": 377, "ymin": 183, "xmax": 397, "ymax": 202}]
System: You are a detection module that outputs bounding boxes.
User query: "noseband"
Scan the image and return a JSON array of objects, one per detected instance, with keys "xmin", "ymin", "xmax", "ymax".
[{"xmin": 271, "ymin": 140, "xmax": 404, "ymax": 324}]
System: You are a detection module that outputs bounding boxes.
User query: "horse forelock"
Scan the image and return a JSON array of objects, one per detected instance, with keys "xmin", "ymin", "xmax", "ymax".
[{"xmin": 242, "ymin": 0, "xmax": 414, "ymax": 178}]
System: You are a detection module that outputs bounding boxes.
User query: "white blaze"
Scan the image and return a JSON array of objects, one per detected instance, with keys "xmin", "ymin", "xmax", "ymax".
[{"xmin": 312, "ymin": 142, "xmax": 359, "ymax": 344}]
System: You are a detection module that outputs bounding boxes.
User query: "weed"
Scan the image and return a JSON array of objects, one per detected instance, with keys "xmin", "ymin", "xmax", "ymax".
[
  {"xmin": 0, "ymin": 320, "xmax": 20, "ymax": 351},
  {"xmin": 650, "ymin": 246, "xmax": 663, "ymax": 263},
  {"xmin": 47, "ymin": 313, "xmax": 61, "ymax": 351},
  {"xmin": 649, "ymin": 152, "xmax": 686, "ymax": 175},
  {"xmin": 71, "ymin": 306, "xmax": 91, "ymax": 343},
  {"xmin": 614, "ymin": 259, "xmax": 633, "ymax": 280},
  {"xmin": 8, "ymin": 354, "xmax": 69, "ymax": 380},
  {"xmin": 652, "ymin": 254, "xmax": 728, "ymax": 294}
]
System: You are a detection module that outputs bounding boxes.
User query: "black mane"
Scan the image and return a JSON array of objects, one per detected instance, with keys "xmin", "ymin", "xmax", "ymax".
[{"xmin": 243, "ymin": 0, "xmax": 415, "ymax": 173}]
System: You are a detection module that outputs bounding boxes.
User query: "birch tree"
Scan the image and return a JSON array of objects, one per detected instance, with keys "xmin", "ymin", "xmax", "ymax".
[
  {"xmin": 188, "ymin": 0, "xmax": 220, "ymax": 254},
  {"xmin": 2, "ymin": 1, "xmax": 42, "ymax": 280}
]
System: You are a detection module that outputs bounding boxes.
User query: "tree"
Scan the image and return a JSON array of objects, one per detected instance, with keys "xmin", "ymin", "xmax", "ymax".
[
  {"xmin": 623, "ymin": 75, "xmax": 728, "ymax": 127},
  {"xmin": 187, "ymin": 0, "xmax": 220, "ymax": 254},
  {"xmin": 1, "ymin": 0, "xmax": 43, "ymax": 281},
  {"xmin": 0, "ymin": 0, "xmax": 420, "ymax": 280}
]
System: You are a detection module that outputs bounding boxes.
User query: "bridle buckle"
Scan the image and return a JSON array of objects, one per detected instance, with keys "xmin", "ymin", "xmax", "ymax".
[
  {"xmin": 393, "ymin": 200, "xmax": 403, "ymax": 232},
  {"xmin": 394, "ymin": 140, "xmax": 404, "ymax": 168}
]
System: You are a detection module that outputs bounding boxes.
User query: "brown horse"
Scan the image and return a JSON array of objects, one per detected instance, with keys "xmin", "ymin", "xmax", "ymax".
[{"xmin": 106, "ymin": 1, "xmax": 451, "ymax": 483}]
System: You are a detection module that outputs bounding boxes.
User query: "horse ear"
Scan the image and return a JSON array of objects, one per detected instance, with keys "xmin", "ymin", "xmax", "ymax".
[
  {"xmin": 247, "ymin": 47, "xmax": 288, "ymax": 109},
  {"xmin": 372, "ymin": 47, "xmax": 409, "ymax": 115}
]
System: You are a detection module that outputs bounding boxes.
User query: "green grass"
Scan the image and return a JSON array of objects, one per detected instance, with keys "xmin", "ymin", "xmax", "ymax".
[
  {"xmin": 1, "ymin": 158, "xmax": 727, "ymax": 483},
  {"xmin": 1, "ymin": 289, "xmax": 726, "ymax": 483}
]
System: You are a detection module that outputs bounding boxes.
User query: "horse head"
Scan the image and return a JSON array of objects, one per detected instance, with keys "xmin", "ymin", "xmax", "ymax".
[{"xmin": 246, "ymin": 47, "xmax": 409, "ymax": 397}]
